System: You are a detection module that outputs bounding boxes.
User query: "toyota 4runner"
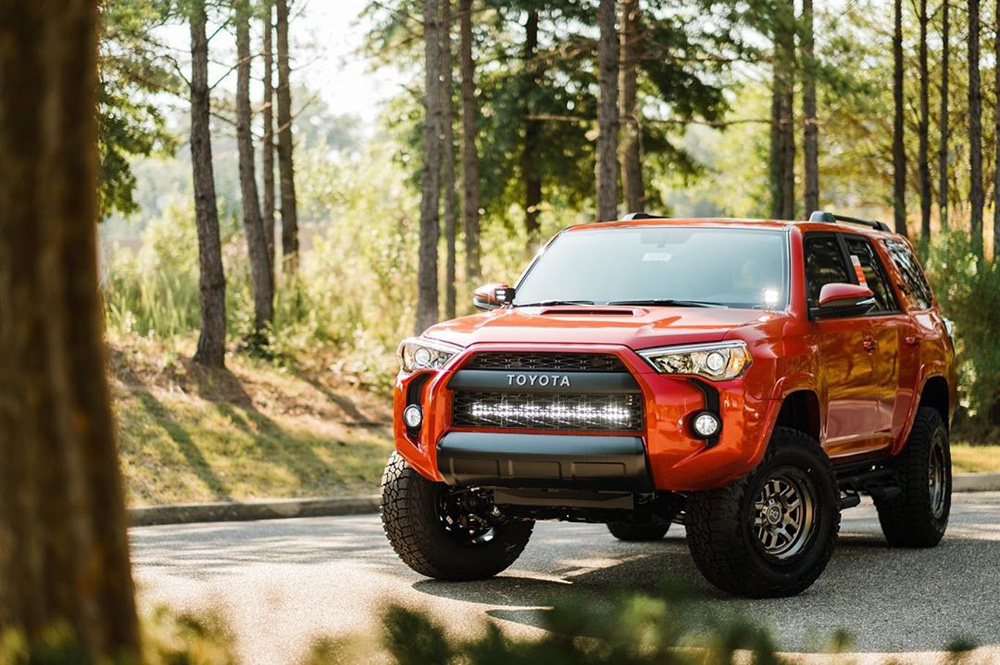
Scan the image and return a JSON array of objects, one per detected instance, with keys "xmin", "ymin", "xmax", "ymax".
[{"xmin": 380, "ymin": 211, "xmax": 956, "ymax": 598}]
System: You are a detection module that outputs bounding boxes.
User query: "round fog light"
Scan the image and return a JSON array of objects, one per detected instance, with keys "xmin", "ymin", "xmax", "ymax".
[
  {"xmin": 693, "ymin": 411, "xmax": 721, "ymax": 438},
  {"xmin": 403, "ymin": 404, "xmax": 423, "ymax": 429}
]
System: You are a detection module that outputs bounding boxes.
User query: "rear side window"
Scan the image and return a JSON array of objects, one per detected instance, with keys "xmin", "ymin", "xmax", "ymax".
[
  {"xmin": 844, "ymin": 237, "xmax": 899, "ymax": 313},
  {"xmin": 804, "ymin": 235, "xmax": 851, "ymax": 307},
  {"xmin": 882, "ymin": 239, "xmax": 934, "ymax": 310}
]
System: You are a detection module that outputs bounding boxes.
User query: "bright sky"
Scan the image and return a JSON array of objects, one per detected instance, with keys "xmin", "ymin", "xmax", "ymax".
[
  {"xmin": 156, "ymin": 0, "xmax": 404, "ymax": 133},
  {"xmin": 291, "ymin": 0, "xmax": 404, "ymax": 129}
]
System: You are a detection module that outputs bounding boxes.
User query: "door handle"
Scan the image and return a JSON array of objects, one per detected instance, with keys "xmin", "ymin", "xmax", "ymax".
[
  {"xmin": 862, "ymin": 338, "xmax": 877, "ymax": 352},
  {"xmin": 905, "ymin": 335, "xmax": 920, "ymax": 346}
]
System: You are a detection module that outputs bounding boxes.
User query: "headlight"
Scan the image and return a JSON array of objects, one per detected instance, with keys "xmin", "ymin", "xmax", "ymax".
[
  {"xmin": 397, "ymin": 337, "xmax": 462, "ymax": 374},
  {"xmin": 638, "ymin": 341, "xmax": 752, "ymax": 381}
]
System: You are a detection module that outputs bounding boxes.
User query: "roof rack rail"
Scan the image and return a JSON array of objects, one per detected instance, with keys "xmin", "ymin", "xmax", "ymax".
[
  {"xmin": 620, "ymin": 212, "xmax": 665, "ymax": 221},
  {"xmin": 808, "ymin": 210, "xmax": 891, "ymax": 232}
]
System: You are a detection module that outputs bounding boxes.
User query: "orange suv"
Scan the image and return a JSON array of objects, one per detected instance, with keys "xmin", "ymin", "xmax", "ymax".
[{"xmin": 380, "ymin": 212, "xmax": 956, "ymax": 597}]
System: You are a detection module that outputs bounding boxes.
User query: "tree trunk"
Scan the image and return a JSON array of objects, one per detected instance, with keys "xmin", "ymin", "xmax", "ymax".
[
  {"xmin": 938, "ymin": 0, "xmax": 950, "ymax": 230},
  {"xmin": 441, "ymin": 0, "xmax": 458, "ymax": 319},
  {"xmin": 522, "ymin": 9, "xmax": 542, "ymax": 237},
  {"xmin": 276, "ymin": 0, "xmax": 299, "ymax": 276},
  {"xmin": 918, "ymin": 0, "xmax": 932, "ymax": 242},
  {"xmin": 236, "ymin": 0, "xmax": 274, "ymax": 335},
  {"xmin": 619, "ymin": 0, "xmax": 644, "ymax": 213},
  {"xmin": 893, "ymin": 0, "xmax": 908, "ymax": 237},
  {"xmin": 459, "ymin": 0, "xmax": 480, "ymax": 283},
  {"xmin": 802, "ymin": 0, "xmax": 819, "ymax": 214},
  {"xmin": 262, "ymin": 0, "xmax": 276, "ymax": 279},
  {"xmin": 595, "ymin": 0, "xmax": 619, "ymax": 222},
  {"xmin": 190, "ymin": 0, "xmax": 227, "ymax": 367},
  {"xmin": 416, "ymin": 0, "xmax": 443, "ymax": 333},
  {"xmin": 968, "ymin": 0, "xmax": 984, "ymax": 259},
  {"xmin": 994, "ymin": 0, "xmax": 1000, "ymax": 259},
  {"xmin": 770, "ymin": 0, "xmax": 795, "ymax": 220},
  {"xmin": 0, "ymin": 1, "xmax": 140, "ymax": 656}
]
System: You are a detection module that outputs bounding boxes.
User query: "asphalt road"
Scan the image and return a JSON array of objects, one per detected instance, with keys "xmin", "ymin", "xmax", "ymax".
[{"xmin": 131, "ymin": 492, "xmax": 1000, "ymax": 664}]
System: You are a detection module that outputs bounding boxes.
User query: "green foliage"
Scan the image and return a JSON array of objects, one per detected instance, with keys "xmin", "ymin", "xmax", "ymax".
[
  {"xmin": 925, "ymin": 234, "xmax": 1000, "ymax": 427},
  {"xmin": 375, "ymin": 588, "xmax": 785, "ymax": 665},
  {"xmin": 98, "ymin": 0, "xmax": 178, "ymax": 218}
]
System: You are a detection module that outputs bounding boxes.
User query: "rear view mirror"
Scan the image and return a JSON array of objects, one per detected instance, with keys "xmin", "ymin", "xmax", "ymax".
[
  {"xmin": 473, "ymin": 283, "xmax": 515, "ymax": 311},
  {"xmin": 812, "ymin": 283, "xmax": 876, "ymax": 318}
]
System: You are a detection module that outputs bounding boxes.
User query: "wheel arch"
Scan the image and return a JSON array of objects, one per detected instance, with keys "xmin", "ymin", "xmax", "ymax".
[
  {"xmin": 773, "ymin": 389, "xmax": 822, "ymax": 443},
  {"xmin": 918, "ymin": 375, "xmax": 951, "ymax": 430}
]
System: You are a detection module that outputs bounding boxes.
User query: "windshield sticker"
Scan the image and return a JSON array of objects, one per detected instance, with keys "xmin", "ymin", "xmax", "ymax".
[
  {"xmin": 642, "ymin": 252, "xmax": 673, "ymax": 262},
  {"xmin": 850, "ymin": 255, "xmax": 868, "ymax": 286}
]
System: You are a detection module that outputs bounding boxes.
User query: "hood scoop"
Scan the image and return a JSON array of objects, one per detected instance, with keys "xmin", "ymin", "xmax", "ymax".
[{"xmin": 540, "ymin": 307, "xmax": 637, "ymax": 316}]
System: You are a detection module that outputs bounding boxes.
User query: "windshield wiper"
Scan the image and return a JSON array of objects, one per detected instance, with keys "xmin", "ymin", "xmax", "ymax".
[
  {"xmin": 605, "ymin": 298, "xmax": 726, "ymax": 308},
  {"xmin": 514, "ymin": 299, "xmax": 597, "ymax": 308}
]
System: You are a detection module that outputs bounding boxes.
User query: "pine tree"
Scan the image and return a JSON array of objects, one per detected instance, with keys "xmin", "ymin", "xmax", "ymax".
[{"xmin": 595, "ymin": 0, "xmax": 619, "ymax": 222}]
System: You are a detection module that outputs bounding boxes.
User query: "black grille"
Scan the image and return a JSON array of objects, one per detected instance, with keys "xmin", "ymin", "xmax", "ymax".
[
  {"xmin": 452, "ymin": 392, "xmax": 643, "ymax": 432},
  {"xmin": 464, "ymin": 352, "xmax": 627, "ymax": 373}
]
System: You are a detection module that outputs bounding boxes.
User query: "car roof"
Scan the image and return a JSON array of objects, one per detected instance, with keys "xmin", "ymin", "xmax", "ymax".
[{"xmin": 568, "ymin": 217, "xmax": 898, "ymax": 240}]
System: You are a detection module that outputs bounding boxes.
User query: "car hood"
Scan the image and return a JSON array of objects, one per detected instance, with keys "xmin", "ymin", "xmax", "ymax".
[{"xmin": 423, "ymin": 306, "xmax": 776, "ymax": 350}]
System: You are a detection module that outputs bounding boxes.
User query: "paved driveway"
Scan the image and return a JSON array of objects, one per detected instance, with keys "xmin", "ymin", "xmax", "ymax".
[{"xmin": 131, "ymin": 493, "xmax": 1000, "ymax": 664}]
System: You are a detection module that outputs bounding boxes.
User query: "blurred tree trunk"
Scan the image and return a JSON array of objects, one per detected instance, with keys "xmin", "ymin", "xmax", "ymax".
[
  {"xmin": 460, "ymin": 0, "xmax": 480, "ymax": 283},
  {"xmin": 522, "ymin": 9, "xmax": 542, "ymax": 237},
  {"xmin": 802, "ymin": 0, "xmax": 818, "ymax": 214},
  {"xmin": 619, "ymin": 0, "xmax": 644, "ymax": 213},
  {"xmin": 262, "ymin": 0, "xmax": 277, "ymax": 280},
  {"xmin": 276, "ymin": 0, "xmax": 300, "ymax": 276},
  {"xmin": 968, "ymin": 0, "xmax": 984, "ymax": 259},
  {"xmin": 770, "ymin": 0, "xmax": 795, "ymax": 220},
  {"xmin": 236, "ymin": 0, "xmax": 274, "ymax": 335},
  {"xmin": 417, "ymin": 0, "xmax": 443, "ymax": 333},
  {"xmin": 190, "ymin": 0, "xmax": 227, "ymax": 367},
  {"xmin": 0, "ymin": 0, "xmax": 140, "ymax": 656},
  {"xmin": 893, "ymin": 0, "xmax": 908, "ymax": 237},
  {"xmin": 595, "ymin": 0, "xmax": 619, "ymax": 222},
  {"xmin": 938, "ymin": 0, "xmax": 950, "ymax": 230},
  {"xmin": 994, "ymin": 0, "xmax": 1000, "ymax": 260},
  {"xmin": 918, "ymin": 0, "xmax": 931, "ymax": 244},
  {"xmin": 441, "ymin": 0, "xmax": 458, "ymax": 319}
]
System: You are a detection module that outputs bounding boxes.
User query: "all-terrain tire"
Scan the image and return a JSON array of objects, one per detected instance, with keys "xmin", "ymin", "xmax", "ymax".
[
  {"xmin": 875, "ymin": 407, "xmax": 951, "ymax": 547},
  {"xmin": 380, "ymin": 452, "xmax": 533, "ymax": 580},
  {"xmin": 685, "ymin": 427, "xmax": 841, "ymax": 598},
  {"xmin": 607, "ymin": 519, "xmax": 671, "ymax": 542}
]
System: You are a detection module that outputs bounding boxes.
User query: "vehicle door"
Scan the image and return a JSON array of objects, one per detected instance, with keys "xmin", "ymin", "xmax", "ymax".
[
  {"xmin": 803, "ymin": 233, "xmax": 880, "ymax": 457},
  {"xmin": 842, "ymin": 234, "xmax": 906, "ymax": 444},
  {"xmin": 880, "ymin": 238, "xmax": 936, "ymax": 438}
]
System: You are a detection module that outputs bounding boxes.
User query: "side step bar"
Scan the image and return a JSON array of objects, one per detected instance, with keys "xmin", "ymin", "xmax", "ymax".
[{"xmin": 836, "ymin": 464, "xmax": 902, "ymax": 509}]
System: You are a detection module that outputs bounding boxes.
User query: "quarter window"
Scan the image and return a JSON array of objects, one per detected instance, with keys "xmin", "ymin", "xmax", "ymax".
[
  {"xmin": 804, "ymin": 236, "xmax": 851, "ymax": 308},
  {"xmin": 844, "ymin": 237, "xmax": 899, "ymax": 313},
  {"xmin": 882, "ymin": 239, "xmax": 934, "ymax": 310}
]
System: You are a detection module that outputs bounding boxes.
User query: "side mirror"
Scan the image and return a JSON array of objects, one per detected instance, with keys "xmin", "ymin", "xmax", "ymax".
[
  {"xmin": 812, "ymin": 283, "xmax": 876, "ymax": 318},
  {"xmin": 472, "ymin": 283, "xmax": 515, "ymax": 311}
]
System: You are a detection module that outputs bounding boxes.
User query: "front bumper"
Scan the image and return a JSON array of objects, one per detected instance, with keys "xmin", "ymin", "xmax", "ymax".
[
  {"xmin": 393, "ymin": 342, "xmax": 779, "ymax": 492},
  {"xmin": 437, "ymin": 431, "xmax": 652, "ymax": 491}
]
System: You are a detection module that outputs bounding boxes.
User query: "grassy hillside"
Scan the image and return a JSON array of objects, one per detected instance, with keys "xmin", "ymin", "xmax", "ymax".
[
  {"xmin": 109, "ymin": 337, "xmax": 1000, "ymax": 507},
  {"xmin": 110, "ymin": 338, "xmax": 393, "ymax": 507}
]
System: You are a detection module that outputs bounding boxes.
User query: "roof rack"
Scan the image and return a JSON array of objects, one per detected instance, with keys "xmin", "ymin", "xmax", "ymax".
[
  {"xmin": 620, "ymin": 212, "xmax": 665, "ymax": 221},
  {"xmin": 808, "ymin": 210, "xmax": 891, "ymax": 232}
]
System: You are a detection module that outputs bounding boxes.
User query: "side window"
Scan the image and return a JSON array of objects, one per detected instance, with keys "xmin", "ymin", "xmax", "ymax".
[
  {"xmin": 844, "ymin": 237, "xmax": 899, "ymax": 313},
  {"xmin": 804, "ymin": 235, "xmax": 851, "ymax": 307},
  {"xmin": 882, "ymin": 239, "xmax": 933, "ymax": 310}
]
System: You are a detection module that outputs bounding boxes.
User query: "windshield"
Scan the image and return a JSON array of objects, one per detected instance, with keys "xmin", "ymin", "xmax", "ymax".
[{"xmin": 513, "ymin": 226, "xmax": 789, "ymax": 310}]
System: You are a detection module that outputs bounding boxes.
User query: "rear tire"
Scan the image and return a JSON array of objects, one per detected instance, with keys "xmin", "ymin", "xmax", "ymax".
[
  {"xmin": 685, "ymin": 427, "xmax": 840, "ymax": 598},
  {"xmin": 380, "ymin": 452, "xmax": 533, "ymax": 580},
  {"xmin": 875, "ymin": 407, "xmax": 951, "ymax": 547},
  {"xmin": 607, "ymin": 519, "xmax": 670, "ymax": 542}
]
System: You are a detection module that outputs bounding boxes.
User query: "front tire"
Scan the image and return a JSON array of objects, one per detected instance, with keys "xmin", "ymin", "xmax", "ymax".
[
  {"xmin": 380, "ymin": 452, "xmax": 533, "ymax": 580},
  {"xmin": 875, "ymin": 407, "xmax": 951, "ymax": 547},
  {"xmin": 685, "ymin": 427, "xmax": 841, "ymax": 598}
]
